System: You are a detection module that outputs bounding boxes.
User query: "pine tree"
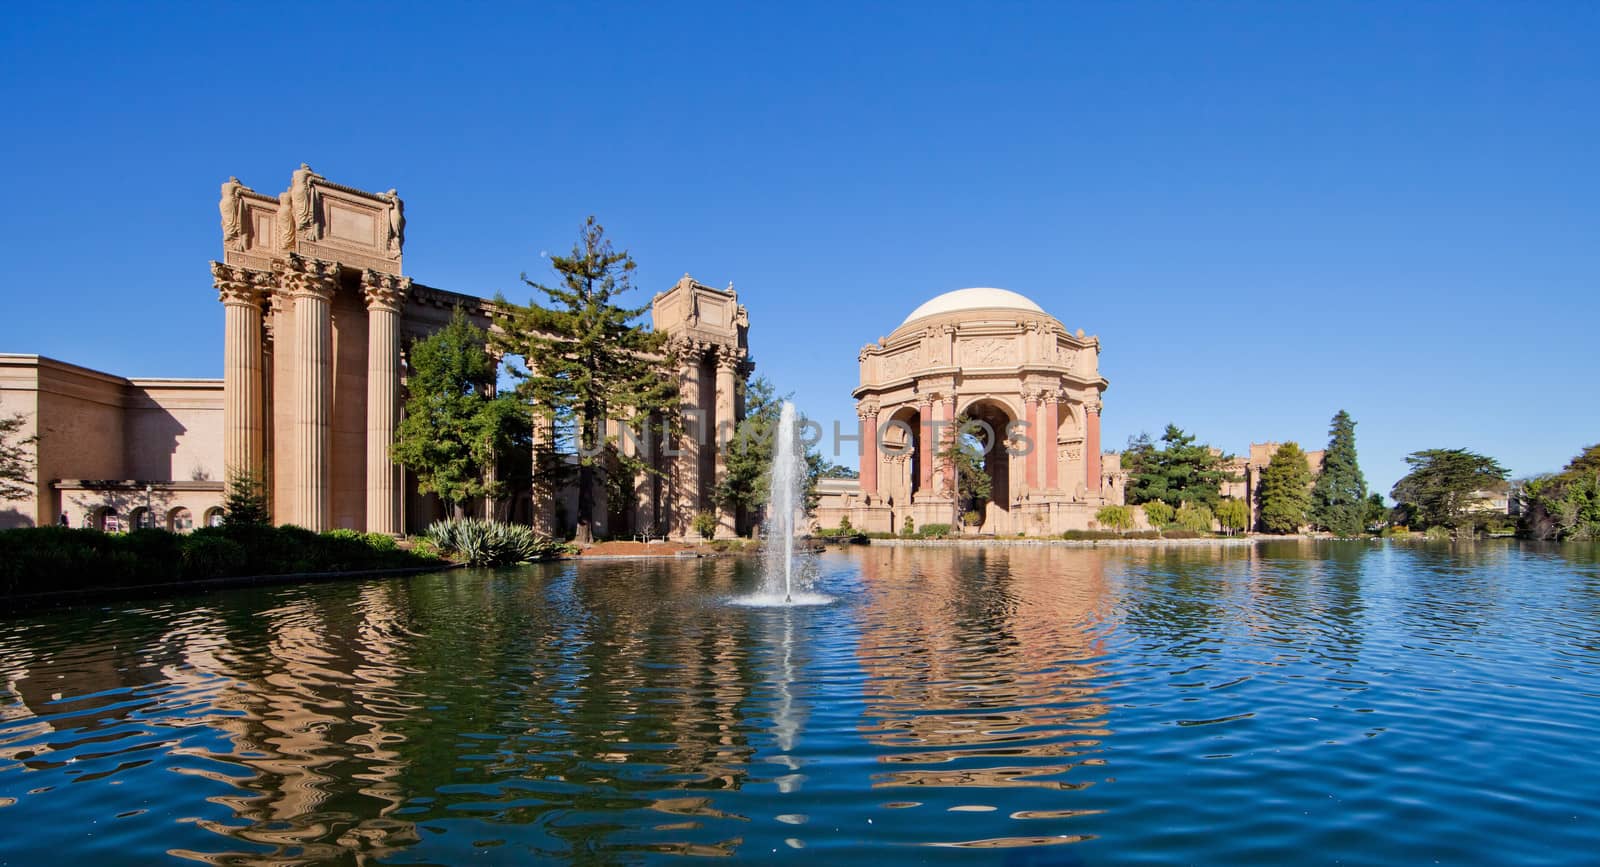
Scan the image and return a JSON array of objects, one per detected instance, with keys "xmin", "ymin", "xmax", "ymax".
[
  {"xmin": 1391, "ymin": 448, "xmax": 1509, "ymax": 533},
  {"xmin": 1258, "ymin": 441, "xmax": 1314, "ymax": 534},
  {"xmin": 393, "ymin": 307, "xmax": 524, "ymax": 518},
  {"xmin": 495, "ymin": 217, "xmax": 677, "ymax": 544},
  {"xmin": 222, "ymin": 469, "xmax": 270, "ymax": 526},
  {"xmin": 1309, "ymin": 410, "xmax": 1368, "ymax": 536},
  {"xmin": 1124, "ymin": 424, "xmax": 1237, "ymax": 510}
]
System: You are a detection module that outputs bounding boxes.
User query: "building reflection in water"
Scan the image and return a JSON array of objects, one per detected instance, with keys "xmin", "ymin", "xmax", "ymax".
[{"xmin": 853, "ymin": 545, "xmax": 1113, "ymax": 800}]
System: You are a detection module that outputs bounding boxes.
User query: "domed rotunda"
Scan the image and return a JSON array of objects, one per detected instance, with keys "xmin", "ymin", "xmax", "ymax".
[{"xmin": 823, "ymin": 287, "xmax": 1122, "ymax": 535}]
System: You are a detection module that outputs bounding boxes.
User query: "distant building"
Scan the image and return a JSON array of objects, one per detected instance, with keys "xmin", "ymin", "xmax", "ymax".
[{"xmin": 814, "ymin": 287, "xmax": 1118, "ymax": 535}]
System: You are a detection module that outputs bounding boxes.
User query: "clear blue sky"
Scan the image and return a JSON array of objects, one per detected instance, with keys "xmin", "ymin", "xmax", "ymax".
[{"xmin": 3, "ymin": 2, "xmax": 1596, "ymax": 497}]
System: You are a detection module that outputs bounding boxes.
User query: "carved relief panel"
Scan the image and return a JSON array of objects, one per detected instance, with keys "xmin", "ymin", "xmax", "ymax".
[{"xmin": 959, "ymin": 336, "xmax": 1015, "ymax": 366}]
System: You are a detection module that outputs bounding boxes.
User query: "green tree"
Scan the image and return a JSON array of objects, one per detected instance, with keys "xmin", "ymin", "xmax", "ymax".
[
  {"xmin": 1518, "ymin": 444, "xmax": 1600, "ymax": 541},
  {"xmin": 1308, "ymin": 410, "xmax": 1368, "ymax": 537},
  {"xmin": 941, "ymin": 416, "xmax": 994, "ymax": 526},
  {"xmin": 1142, "ymin": 500, "xmax": 1174, "ymax": 528},
  {"xmin": 1175, "ymin": 502, "xmax": 1215, "ymax": 533},
  {"xmin": 495, "ymin": 218, "xmax": 677, "ymax": 544},
  {"xmin": 1095, "ymin": 504, "xmax": 1134, "ymax": 532},
  {"xmin": 1390, "ymin": 448, "xmax": 1510, "ymax": 533},
  {"xmin": 1363, "ymin": 493, "xmax": 1388, "ymax": 530},
  {"xmin": 1216, "ymin": 498, "xmax": 1249, "ymax": 536},
  {"xmin": 1258, "ymin": 441, "xmax": 1314, "ymax": 534},
  {"xmin": 394, "ymin": 307, "xmax": 524, "ymax": 519},
  {"xmin": 714, "ymin": 376, "xmax": 830, "ymax": 532},
  {"xmin": 0, "ymin": 414, "xmax": 37, "ymax": 502},
  {"xmin": 222, "ymin": 469, "xmax": 270, "ymax": 526},
  {"xmin": 1124, "ymin": 425, "xmax": 1237, "ymax": 510}
]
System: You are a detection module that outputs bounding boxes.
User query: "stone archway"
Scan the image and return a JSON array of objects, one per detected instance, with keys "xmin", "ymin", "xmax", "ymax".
[{"xmin": 959, "ymin": 398, "xmax": 1016, "ymax": 534}]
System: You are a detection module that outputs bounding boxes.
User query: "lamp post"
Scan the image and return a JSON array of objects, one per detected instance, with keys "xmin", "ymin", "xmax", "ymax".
[{"xmin": 144, "ymin": 483, "xmax": 153, "ymax": 530}]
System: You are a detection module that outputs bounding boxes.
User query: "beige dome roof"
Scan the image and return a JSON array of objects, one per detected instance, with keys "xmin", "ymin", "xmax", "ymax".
[{"xmin": 900, "ymin": 287, "xmax": 1046, "ymax": 326}]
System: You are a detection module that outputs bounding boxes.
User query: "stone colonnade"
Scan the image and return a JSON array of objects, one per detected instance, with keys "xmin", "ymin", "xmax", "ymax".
[
  {"xmin": 213, "ymin": 256, "xmax": 412, "ymax": 533},
  {"xmin": 669, "ymin": 338, "xmax": 749, "ymax": 538}
]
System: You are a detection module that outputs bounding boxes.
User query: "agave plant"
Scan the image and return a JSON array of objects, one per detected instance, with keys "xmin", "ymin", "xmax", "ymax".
[{"xmin": 424, "ymin": 519, "xmax": 568, "ymax": 566}]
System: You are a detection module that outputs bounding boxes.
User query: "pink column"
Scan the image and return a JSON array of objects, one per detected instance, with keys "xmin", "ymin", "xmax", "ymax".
[
  {"xmin": 1023, "ymin": 392, "xmax": 1040, "ymax": 493},
  {"xmin": 939, "ymin": 394, "xmax": 956, "ymax": 492},
  {"xmin": 1044, "ymin": 392, "xmax": 1060, "ymax": 491},
  {"xmin": 917, "ymin": 397, "xmax": 934, "ymax": 495},
  {"xmin": 1086, "ymin": 401, "xmax": 1102, "ymax": 495},
  {"xmin": 859, "ymin": 403, "xmax": 879, "ymax": 497}
]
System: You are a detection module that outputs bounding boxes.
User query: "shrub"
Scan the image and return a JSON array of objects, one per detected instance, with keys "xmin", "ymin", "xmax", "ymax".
[
  {"xmin": 1062, "ymin": 529, "xmax": 1124, "ymax": 541},
  {"xmin": 1162, "ymin": 528, "xmax": 1203, "ymax": 539},
  {"xmin": 1095, "ymin": 505, "xmax": 1134, "ymax": 532},
  {"xmin": 1175, "ymin": 503, "xmax": 1215, "ymax": 533},
  {"xmin": 0, "ymin": 524, "xmax": 442, "ymax": 600},
  {"xmin": 1424, "ymin": 526, "xmax": 1452, "ymax": 541},
  {"xmin": 838, "ymin": 515, "xmax": 853, "ymax": 533},
  {"xmin": 918, "ymin": 523, "xmax": 952, "ymax": 538},
  {"xmin": 902, "ymin": 515, "xmax": 915, "ymax": 537},
  {"xmin": 962, "ymin": 510, "xmax": 982, "ymax": 526},
  {"xmin": 692, "ymin": 511, "xmax": 718, "ymax": 540},
  {"xmin": 1142, "ymin": 501, "xmax": 1174, "ymax": 527},
  {"xmin": 1381, "ymin": 525, "xmax": 1411, "ymax": 538}
]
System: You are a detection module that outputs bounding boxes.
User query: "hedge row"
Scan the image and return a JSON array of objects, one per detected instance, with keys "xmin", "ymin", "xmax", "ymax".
[{"xmin": 0, "ymin": 524, "xmax": 443, "ymax": 598}]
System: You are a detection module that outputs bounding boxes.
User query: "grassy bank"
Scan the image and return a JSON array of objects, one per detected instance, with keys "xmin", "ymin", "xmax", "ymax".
[{"xmin": 0, "ymin": 524, "xmax": 444, "ymax": 600}]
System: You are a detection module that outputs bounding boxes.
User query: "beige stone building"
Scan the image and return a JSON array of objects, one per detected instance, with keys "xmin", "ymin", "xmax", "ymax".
[
  {"xmin": 1220, "ymin": 442, "xmax": 1325, "ymax": 531},
  {"xmin": 816, "ymin": 288, "xmax": 1122, "ymax": 535},
  {"xmin": 1, "ymin": 166, "xmax": 747, "ymax": 537}
]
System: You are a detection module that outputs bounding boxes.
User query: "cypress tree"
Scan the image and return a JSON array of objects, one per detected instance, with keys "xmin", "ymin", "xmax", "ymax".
[
  {"xmin": 1309, "ymin": 410, "xmax": 1368, "ymax": 536},
  {"xmin": 1258, "ymin": 441, "xmax": 1314, "ymax": 534}
]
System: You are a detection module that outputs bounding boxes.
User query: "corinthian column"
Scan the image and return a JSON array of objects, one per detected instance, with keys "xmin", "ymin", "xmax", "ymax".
[
  {"xmin": 213, "ymin": 262, "xmax": 268, "ymax": 486},
  {"xmin": 1023, "ymin": 391, "xmax": 1041, "ymax": 494},
  {"xmin": 858, "ymin": 401, "xmax": 880, "ymax": 497},
  {"xmin": 287, "ymin": 256, "xmax": 338, "ymax": 531},
  {"xmin": 362, "ymin": 270, "xmax": 410, "ymax": 535},
  {"xmin": 713, "ymin": 347, "xmax": 740, "ymax": 538},
  {"xmin": 1044, "ymin": 390, "xmax": 1060, "ymax": 491},
  {"xmin": 675, "ymin": 342, "xmax": 705, "ymax": 537},
  {"xmin": 917, "ymin": 395, "xmax": 934, "ymax": 496},
  {"xmin": 1086, "ymin": 399, "xmax": 1103, "ymax": 498}
]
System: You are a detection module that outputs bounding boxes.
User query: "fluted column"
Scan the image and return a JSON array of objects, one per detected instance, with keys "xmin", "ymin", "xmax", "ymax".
[
  {"xmin": 713, "ymin": 347, "xmax": 740, "ymax": 538},
  {"xmin": 287, "ymin": 256, "xmax": 337, "ymax": 531},
  {"xmin": 938, "ymin": 393, "xmax": 957, "ymax": 495},
  {"xmin": 858, "ymin": 401, "xmax": 880, "ymax": 497},
  {"xmin": 1023, "ymin": 391, "xmax": 1041, "ymax": 494},
  {"xmin": 362, "ymin": 270, "xmax": 409, "ymax": 535},
  {"xmin": 1044, "ymin": 390, "xmax": 1060, "ymax": 491},
  {"xmin": 917, "ymin": 396, "xmax": 934, "ymax": 496},
  {"xmin": 676, "ymin": 342, "xmax": 705, "ymax": 537},
  {"xmin": 1086, "ymin": 399, "xmax": 1102, "ymax": 497},
  {"xmin": 213, "ymin": 263, "xmax": 268, "ymax": 486}
]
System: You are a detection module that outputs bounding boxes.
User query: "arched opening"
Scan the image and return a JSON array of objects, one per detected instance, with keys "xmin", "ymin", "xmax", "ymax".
[
  {"xmin": 93, "ymin": 507, "xmax": 120, "ymax": 532},
  {"xmin": 880, "ymin": 406, "xmax": 922, "ymax": 534},
  {"xmin": 168, "ymin": 507, "xmax": 194, "ymax": 532},
  {"xmin": 958, "ymin": 399, "xmax": 1015, "ymax": 534},
  {"xmin": 204, "ymin": 507, "xmax": 225, "ymax": 528},
  {"xmin": 129, "ymin": 507, "xmax": 155, "ymax": 531}
]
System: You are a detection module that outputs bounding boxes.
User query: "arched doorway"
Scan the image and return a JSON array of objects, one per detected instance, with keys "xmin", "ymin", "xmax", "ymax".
[
  {"xmin": 168, "ymin": 507, "xmax": 194, "ymax": 532},
  {"xmin": 958, "ymin": 398, "xmax": 1015, "ymax": 534}
]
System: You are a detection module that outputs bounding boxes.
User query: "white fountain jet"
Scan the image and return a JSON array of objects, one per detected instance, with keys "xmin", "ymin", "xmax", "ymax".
[{"xmin": 765, "ymin": 401, "xmax": 805, "ymax": 602}]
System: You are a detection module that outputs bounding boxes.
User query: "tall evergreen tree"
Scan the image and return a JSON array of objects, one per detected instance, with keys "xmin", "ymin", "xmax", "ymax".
[
  {"xmin": 1124, "ymin": 424, "xmax": 1236, "ymax": 510},
  {"xmin": 393, "ymin": 307, "xmax": 524, "ymax": 518},
  {"xmin": 221, "ymin": 469, "xmax": 270, "ymax": 526},
  {"xmin": 1258, "ymin": 441, "xmax": 1314, "ymax": 534},
  {"xmin": 1309, "ymin": 409, "xmax": 1368, "ymax": 536},
  {"xmin": 495, "ymin": 218, "xmax": 677, "ymax": 543}
]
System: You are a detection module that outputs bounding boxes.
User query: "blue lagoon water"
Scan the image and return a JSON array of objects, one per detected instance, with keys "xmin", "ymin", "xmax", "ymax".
[{"xmin": 2, "ymin": 541, "xmax": 1599, "ymax": 864}]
